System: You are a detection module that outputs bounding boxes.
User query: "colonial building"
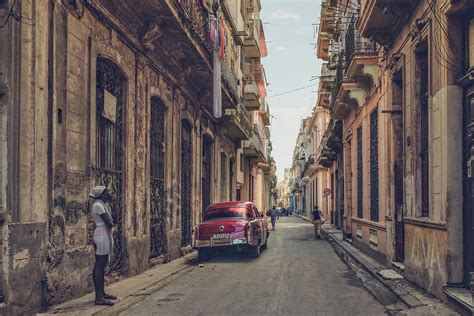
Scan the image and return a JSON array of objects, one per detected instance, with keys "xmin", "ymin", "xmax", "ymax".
[
  {"xmin": 359, "ymin": 0, "xmax": 473, "ymax": 311},
  {"xmin": 301, "ymin": 0, "xmax": 473, "ymax": 312},
  {"xmin": 0, "ymin": 0, "xmax": 273, "ymax": 313}
]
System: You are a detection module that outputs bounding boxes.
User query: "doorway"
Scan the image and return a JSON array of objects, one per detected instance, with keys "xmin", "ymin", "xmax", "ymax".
[
  {"xmin": 181, "ymin": 121, "xmax": 193, "ymax": 246},
  {"xmin": 149, "ymin": 97, "xmax": 166, "ymax": 258},
  {"xmin": 392, "ymin": 68, "xmax": 405, "ymax": 262},
  {"xmin": 96, "ymin": 57, "xmax": 126, "ymax": 272},
  {"xmin": 202, "ymin": 136, "xmax": 213, "ymax": 215}
]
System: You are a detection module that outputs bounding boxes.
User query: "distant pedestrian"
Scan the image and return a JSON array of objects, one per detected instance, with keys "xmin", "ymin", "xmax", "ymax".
[
  {"xmin": 89, "ymin": 186, "xmax": 117, "ymax": 306},
  {"xmin": 270, "ymin": 206, "xmax": 278, "ymax": 230},
  {"xmin": 312, "ymin": 205, "xmax": 323, "ymax": 239}
]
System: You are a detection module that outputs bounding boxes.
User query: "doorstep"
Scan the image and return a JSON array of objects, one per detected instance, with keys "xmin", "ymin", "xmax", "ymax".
[{"xmin": 443, "ymin": 286, "xmax": 473, "ymax": 314}]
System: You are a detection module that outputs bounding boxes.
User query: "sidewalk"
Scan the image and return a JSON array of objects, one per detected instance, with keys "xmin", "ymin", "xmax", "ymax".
[
  {"xmin": 294, "ymin": 213, "xmax": 460, "ymax": 315},
  {"xmin": 39, "ymin": 253, "xmax": 198, "ymax": 316}
]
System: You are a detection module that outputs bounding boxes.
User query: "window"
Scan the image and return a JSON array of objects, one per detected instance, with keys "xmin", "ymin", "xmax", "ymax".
[
  {"xmin": 370, "ymin": 109, "xmax": 379, "ymax": 222},
  {"xmin": 415, "ymin": 40, "xmax": 430, "ymax": 217},
  {"xmin": 220, "ymin": 153, "xmax": 227, "ymax": 201},
  {"xmin": 150, "ymin": 97, "xmax": 166, "ymax": 181},
  {"xmin": 357, "ymin": 126, "xmax": 363, "ymax": 218},
  {"xmin": 203, "ymin": 207, "xmax": 254, "ymax": 221},
  {"xmin": 240, "ymin": 153, "xmax": 244, "ymax": 172}
]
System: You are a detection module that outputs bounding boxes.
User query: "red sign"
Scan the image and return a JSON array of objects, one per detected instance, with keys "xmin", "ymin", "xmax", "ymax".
[{"xmin": 323, "ymin": 188, "xmax": 331, "ymax": 197}]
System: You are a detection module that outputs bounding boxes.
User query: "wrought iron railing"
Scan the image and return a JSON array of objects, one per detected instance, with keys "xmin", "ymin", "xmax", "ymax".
[
  {"xmin": 221, "ymin": 58, "xmax": 241, "ymax": 102},
  {"xmin": 345, "ymin": 16, "xmax": 377, "ymax": 66},
  {"xmin": 174, "ymin": 0, "xmax": 213, "ymax": 59},
  {"xmin": 224, "ymin": 103, "xmax": 253, "ymax": 137},
  {"xmin": 329, "ymin": 53, "xmax": 345, "ymax": 109}
]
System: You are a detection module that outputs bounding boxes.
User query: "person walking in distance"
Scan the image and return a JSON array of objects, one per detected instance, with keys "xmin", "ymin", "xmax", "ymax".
[
  {"xmin": 270, "ymin": 206, "xmax": 278, "ymax": 230},
  {"xmin": 312, "ymin": 205, "xmax": 323, "ymax": 239},
  {"xmin": 89, "ymin": 186, "xmax": 117, "ymax": 306}
]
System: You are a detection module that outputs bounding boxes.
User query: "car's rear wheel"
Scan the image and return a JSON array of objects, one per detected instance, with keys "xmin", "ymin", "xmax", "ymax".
[
  {"xmin": 248, "ymin": 243, "xmax": 261, "ymax": 258},
  {"xmin": 198, "ymin": 249, "xmax": 210, "ymax": 261}
]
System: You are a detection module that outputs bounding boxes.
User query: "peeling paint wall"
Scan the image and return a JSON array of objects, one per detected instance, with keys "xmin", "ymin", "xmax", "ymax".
[{"xmin": 404, "ymin": 224, "xmax": 448, "ymax": 297}]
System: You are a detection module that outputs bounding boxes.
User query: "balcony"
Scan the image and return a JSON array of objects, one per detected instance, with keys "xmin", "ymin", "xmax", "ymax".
[
  {"xmin": 261, "ymin": 103, "xmax": 271, "ymax": 126},
  {"xmin": 243, "ymin": 81, "xmax": 261, "ymax": 110},
  {"xmin": 220, "ymin": 103, "xmax": 253, "ymax": 140},
  {"xmin": 221, "ymin": 57, "xmax": 241, "ymax": 105},
  {"xmin": 317, "ymin": 0, "xmax": 338, "ymax": 60},
  {"xmin": 317, "ymin": 63, "xmax": 336, "ymax": 109},
  {"xmin": 244, "ymin": 18, "xmax": 262, "ymax": 58},
  {"xmin": 358, "ymin": 0, "xmax": 421, "ymax": 45},
  {"xmin": 330, "ymin": 19, "xmax": 378, "ymax": 119},
  {"xmin": 243, "ymin": 132, "xmax": 265, "ymax": 159}
]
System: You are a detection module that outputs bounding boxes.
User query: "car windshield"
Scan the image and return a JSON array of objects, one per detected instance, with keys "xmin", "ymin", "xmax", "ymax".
[{"xmin": 203, "ymin": 207, "xmax": 253, "ymax": 221}]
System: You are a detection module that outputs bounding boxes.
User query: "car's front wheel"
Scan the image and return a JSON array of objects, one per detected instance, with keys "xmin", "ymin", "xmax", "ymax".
[{"xmin": 248, "ymin": 243, "xmax": 261, "ymax": 258}]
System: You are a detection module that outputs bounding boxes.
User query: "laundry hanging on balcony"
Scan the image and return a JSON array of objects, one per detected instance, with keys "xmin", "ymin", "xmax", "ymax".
[{"xmin": 209, "ymin": 16, "xmax": 227, "ymax": 118}]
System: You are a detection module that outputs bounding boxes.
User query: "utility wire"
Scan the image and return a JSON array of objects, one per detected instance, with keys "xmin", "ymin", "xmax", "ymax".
[
  {"xmin": 0, "ymin": 0, "xmax": 18, "ymax": 28},
  {"xmin": 267, "ymin": 83, "xmax": 319, "ymax": 99}
]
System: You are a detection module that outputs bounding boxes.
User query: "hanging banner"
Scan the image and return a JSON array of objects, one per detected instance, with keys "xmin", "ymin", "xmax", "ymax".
[
  {"xmin": 211, "ymin": 15, "xmax": 222, "ymax": 118},
  {"xmin": 213, "ymin": 49, "xmax": 222, "ymax": 118}
]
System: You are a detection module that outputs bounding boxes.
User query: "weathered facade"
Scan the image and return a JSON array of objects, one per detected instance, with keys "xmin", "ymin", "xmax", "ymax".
[
  {"xmin": 287, "ymin": 0, "xmax": 473, "ymax": 312},
  {"xmin": 0, "ymin": 0, "xmax": 273, "ymax": 313}
]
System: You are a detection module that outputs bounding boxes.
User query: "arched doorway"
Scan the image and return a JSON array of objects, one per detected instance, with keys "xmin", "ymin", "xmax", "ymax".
[
  {"xmin": 149, "ymin": 97, "xmax": 167, "ymax": 258},
  {"xmin": 95, "ymin": 57, "xmax": 126, "ymax": 272},
  {"xmin": 181, "ymin": 121, "xmax": 193, "ymax": 246}
]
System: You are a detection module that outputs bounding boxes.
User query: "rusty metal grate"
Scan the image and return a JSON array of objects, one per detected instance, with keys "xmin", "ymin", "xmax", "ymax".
[
  {"xmin": 150, "ymin": 97, "xmax": 167, "ymax": 258},
  {"xmin": 370, "ymin": 109, "xmax": 379, "ymax": 222},
  {"xmin": 96, "ymin": 57, "xmax": 126, "ymax": 272},
  {"xmin": 181, "ymin": 122, "xmax": 193, "ymax": 246},
  {"xmin": 357, "ymin": 126, "xmax": 363, "ymax": 218}
]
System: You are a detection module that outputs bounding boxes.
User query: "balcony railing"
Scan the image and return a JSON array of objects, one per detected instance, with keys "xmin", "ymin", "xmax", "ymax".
[
  {"xmin": 345, "ymin": 16, "xmax": 377, "ymax": 66},
  {"xmin": 175, "ymin": 0, "xmax": 213, "ymax": 59},
  {"xmin": 221, "ymin": 58, "xmax": 241, "ymax": 103},
  {"xmin": 330, "ymin": 53, "xmax": 345, "ymax": 109}
]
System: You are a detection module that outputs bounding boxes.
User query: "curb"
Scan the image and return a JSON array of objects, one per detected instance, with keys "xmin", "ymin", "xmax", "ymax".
[
  {"xmin": 95, "ymin": 258, "xmax": 197, "ymax": 316},
  {"xmin": 293, "ymin": 213, "xmax": 312, "ymax": 223},
  {"xmin": 42, "ymin": 253, "xmax": 199, "ymax": 316},
  {"xmin": 321, "ymin": 227, "xmax": 414, "ymax": 308},
  {"xmin": 320, "ymin": 226, "xmax": 459, "ymax": 315}
]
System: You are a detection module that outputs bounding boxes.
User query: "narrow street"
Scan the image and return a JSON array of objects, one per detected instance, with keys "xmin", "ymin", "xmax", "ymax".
[{"xmin": 120, "ymin": 216, "xmax": 385, "ymax": 316}]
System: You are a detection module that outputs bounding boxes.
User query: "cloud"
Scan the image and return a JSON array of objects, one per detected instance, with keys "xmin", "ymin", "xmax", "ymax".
[
  {"xmin": 274, "ymin": 46, "xmax": 288, "ymax": 53},
  {"xmin": 270, "ymin": 9, "xmax": 302, "ymax": 21}
]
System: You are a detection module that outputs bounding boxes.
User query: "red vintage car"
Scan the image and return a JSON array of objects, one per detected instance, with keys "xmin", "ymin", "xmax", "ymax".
[{"xmin": 192, "ymin": 202, "xmax": 269, "ymax": 259}]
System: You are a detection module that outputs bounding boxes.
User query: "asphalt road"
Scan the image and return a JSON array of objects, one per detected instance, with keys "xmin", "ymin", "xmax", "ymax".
[{"xmin": 121, "ymin": 216, "xmax": 386, "ymax": 316}]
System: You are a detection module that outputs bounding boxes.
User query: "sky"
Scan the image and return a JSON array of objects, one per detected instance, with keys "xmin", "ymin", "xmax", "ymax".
[{"xmin": 261, "ymin": 0, "xmax": 323, "ymax": 180}]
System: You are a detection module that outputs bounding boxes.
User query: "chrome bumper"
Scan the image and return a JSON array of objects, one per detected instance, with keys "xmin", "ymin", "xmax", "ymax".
[{"xmin": 193, "ymin": 237, "xmax": 247, "ymax": 248}]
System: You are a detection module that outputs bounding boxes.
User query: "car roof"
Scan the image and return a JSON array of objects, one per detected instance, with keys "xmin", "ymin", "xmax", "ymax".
[{"xmin": 207, "ymin": 201, "xmax": 253, "ymax": 209}]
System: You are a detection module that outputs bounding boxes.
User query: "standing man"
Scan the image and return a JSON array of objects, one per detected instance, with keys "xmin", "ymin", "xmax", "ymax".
[
  {"xmin": 270, "ymin": 206, "xmax": 278, "ymax": 230},
  {"xmin": 312, "ymin": 205, "xmax": 323, "ymax": 239}
]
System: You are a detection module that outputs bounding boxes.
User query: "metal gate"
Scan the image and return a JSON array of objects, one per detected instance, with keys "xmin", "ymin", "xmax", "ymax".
[
  {"xmin": 394, "ymin": 161, "xmax": 405, "ymax": 261},
  {"xmin": 96, "ymin": 57, "xmax": 125, "ymax": 272},
  {"xmin": 370, "ymin": 109, "xmax": 379, "ymax": 222},
  {"xmin": 202, "ymin": 137, "xmax": 212, "ymax": 215},
  {"xmin": 181, "ymin": 122, "xmax": 193, "ymax": 246},
  {"xmin": 150, "ymin": 97, "xmax": 167, "ymax": 258}
]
